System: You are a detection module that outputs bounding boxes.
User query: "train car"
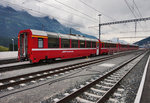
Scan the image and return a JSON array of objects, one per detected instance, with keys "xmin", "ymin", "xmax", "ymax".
[
  {"xmin": 18, "ymin": 29, "xmax": 139, "ymax": 63},
  {"xmin": 119, "ymin": 44, "xmax": 128, "ymax": 51},
  {"xmin": 100, "ymin": 41, "xmax": 138, "ymax": 54},
  {"xmin": 100, "ymin": 41, "xmax": 119, "ymax": 54},
  {"xmin": 18, "ymin": 29, "xmax": 100, "ymax": 63},
  {"xmin": 119, "ymin": 43, "xmax": 138, "ymax": 51}
]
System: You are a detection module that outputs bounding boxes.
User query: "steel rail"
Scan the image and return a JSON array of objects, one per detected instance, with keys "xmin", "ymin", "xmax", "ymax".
[
  {"xmin": 54, "ymin": 52, "xmax": 145, "ymax": 103},
  {"xmin": 0, "ymin": 50, "xmax": 143, "ymax": 91},
  {"xmin": 0, "ymin": 58, "xmax": 18, "ymax": 65},
  {"xmin": 0, "ymin": 50, "xmax": 140, "ymax": 73}
]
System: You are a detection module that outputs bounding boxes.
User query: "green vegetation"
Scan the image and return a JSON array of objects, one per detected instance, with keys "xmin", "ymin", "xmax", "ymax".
[{"xmin": 0, "ymin": 45, "xmax": 9, "ymax": 51}]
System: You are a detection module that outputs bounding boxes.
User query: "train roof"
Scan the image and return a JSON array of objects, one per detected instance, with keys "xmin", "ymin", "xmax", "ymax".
[
  {"xmin": 101, "ymin": 40, "xmax": 138, "ymax": 46},
  {"xmin": 31, "ymin": 29, "xmax": 98, "ymax": 42},
  {"xmin": 101, "ymin": 40, "xmax": 118, "ymax": 44}
]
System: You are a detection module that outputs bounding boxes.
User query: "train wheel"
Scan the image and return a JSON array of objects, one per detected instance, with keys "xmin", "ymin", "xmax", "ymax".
[
  {"xmin": 47, "ymin": 59, "xmax": 55, "ymax": 63},
  {"xmin": 29, "ymin": 59, "xmax": 33, "ymax": 64}
]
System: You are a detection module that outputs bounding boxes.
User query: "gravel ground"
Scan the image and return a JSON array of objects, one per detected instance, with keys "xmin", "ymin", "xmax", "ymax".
[
  {"xmin": 0, "ymin": 52, "xmax": 135, "ymax": 80},
  {"xmin": 0, "ymin": 55, "xmax": 108, "ymax": 79},
  {"xmin": 0, "ymin": 61, "xmax": 29, "ymax": 68},
  {"xmin": 105, "ymin": 51, "xmax": 149, "ymax": 103},
  {"xmin": 0, "ymin": 51, "xmax": 143, "ymax": 103}
]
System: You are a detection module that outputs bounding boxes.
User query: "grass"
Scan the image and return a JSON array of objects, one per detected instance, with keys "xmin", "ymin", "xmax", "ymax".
[{"xmin": 0, "ymin": 45, "xmax": 9, "ymax": 51}]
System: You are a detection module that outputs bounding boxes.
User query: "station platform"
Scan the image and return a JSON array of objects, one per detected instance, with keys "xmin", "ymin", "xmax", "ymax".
[
  {"xmin": 140, "ymin": 57, "xmax": 150, "ymax": 103},
  {"xmin": 0, "ymin": 51, "xmax": 17, "ymax": 60},
  {"xmin": 137, "ymin": 55, "xmax": 150, "ymax": 103}
]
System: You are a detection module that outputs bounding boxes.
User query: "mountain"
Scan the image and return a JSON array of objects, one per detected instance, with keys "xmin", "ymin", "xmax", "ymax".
[
  {"xmin": 111, "ymin": 38, "xmax": 128, "ymax": 44},
  {"xmin": 0, "ymin": 5, "xmax": 96, "ymax": 47},
  {"xmin": 134, "ymin": 36, "xmax": 150, "ymax": 47}
]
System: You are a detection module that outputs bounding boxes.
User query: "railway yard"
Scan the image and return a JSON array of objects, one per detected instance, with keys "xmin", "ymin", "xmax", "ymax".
[
  {"xmin": 1, "ymin": 0, "xmax": 150, "ymax": 103},
  {"xmin": 0, "ymin": 49, "xmax": 149, "ymax": 103}
]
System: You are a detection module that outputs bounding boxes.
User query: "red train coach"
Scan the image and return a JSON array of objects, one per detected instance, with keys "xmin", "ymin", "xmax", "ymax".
[
  {"xmin": 100, "ymin": 41, "xmax": 119, "ymax": 54},
  {"xmin": 100, "ymin": 41, "xmax": 138, "ymax": 54},
  {"xmin": 18, "ymin": 29, "xmax": 100, "ymax": 63}
]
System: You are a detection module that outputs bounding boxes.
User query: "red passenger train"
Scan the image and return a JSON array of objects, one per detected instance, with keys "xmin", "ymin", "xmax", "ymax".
[{"xmin": 18, "ymin": 29, "xmax": 138, "ymax": 63}]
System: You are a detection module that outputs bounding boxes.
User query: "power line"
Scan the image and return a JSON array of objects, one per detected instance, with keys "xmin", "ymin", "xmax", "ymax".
[
  {"xmin": 78, "ymin": 0, "xmax": 117, "ymax": 21},
  {"xmin": 34, "ymin": 0, "xmax": 97, "ymax": 23},
  {"xmin": 120, "ymin": 30, "xmax": 150, "ymax": 33},
  {"xmin": 54, "ymin": 0, "xmax": 98, "ymax": 22},
  {"xmin": 133, "ymin": 1, "xmax": 143, "ymax": 17},
  {"xmin": 1, "ymin": 0, "xmax": 79, "ymax": 27},
  {"xmin": 100, "ymin": 17, "xmax": 150, "ymax": 26},
  {"xmin": 117, "ymin": 36, "xmax": 150, "ymax": 39},
  {"xmin": 78, "ymin": 0, "xmax": 134, "ymax": 34},
  {"xmin": 124, "ymin": 0, "xmax": 144, "ymax": 30},
  {"xmin": 124, "ymin": 0, "xmax": 137, "ymax": 18}
]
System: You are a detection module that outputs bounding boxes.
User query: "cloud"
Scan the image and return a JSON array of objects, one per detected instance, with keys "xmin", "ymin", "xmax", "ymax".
[{"xmin": 0, "ymin": 0, "xmax": 150, "ymax": 43}]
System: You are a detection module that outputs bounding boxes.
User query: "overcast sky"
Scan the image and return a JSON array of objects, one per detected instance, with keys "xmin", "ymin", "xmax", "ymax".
[{"xmin": 0, "ymin": 0, "xmax": 150, "ymax": 43}]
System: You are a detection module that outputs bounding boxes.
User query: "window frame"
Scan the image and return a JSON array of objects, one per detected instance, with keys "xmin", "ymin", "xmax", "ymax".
[
  {"xmin": 86, "ymin": 41, "xmax": 91, "ymax": 48},
  {"xmin": 80, "ymin": 40, "xmax": 85, "ymax": 48},
  {"xmin": 71, "ymin": 39, "xmax": 78, "ymax": 48},
  {"xmin": 92, "ymin": 41, "xmax": 96, "ymax": 48},
  {"xmin": 61, "ymin": 38, "xmax": 70, "ymax": 48},
  {"xmin": 38, "ymin": 38, "xmax": 43, "ymax": 48},
  {"xmin": 48, "ymin": 36, "xmax": 59, "ymax": 48}
]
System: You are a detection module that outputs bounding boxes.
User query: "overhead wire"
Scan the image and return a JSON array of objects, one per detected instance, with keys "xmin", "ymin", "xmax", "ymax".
[
  {"xmin": 78, "ymin": 0, "xmax": 117, "ymax": 22},
  {"xmin": 34, "ymin": 0, "xmax": 97, "ymax": 23},
  {"xmin": 124, "ymin": 0, "xmax": 144, "ymax": 32},
  {"xmin": 78, "ymin": 0, "xmax": 135, "ymax": 37},
  {"xmin": 133, "ymin": 1, "xmax": 143, "ymax": 17},
  {"xmin": 0, "ymin": 0, "xmax": 81, "ymax": 29},
  {"xmin": 132, "ymin": 0, "xmax": 148, "ymax": 32},
  {"xmin": 54, "ymin": 0, "xmax": 98, "ymax": 22},
  {"xmin": 124, "ymin": 0, "xmax": 137, "ymax": 18}
]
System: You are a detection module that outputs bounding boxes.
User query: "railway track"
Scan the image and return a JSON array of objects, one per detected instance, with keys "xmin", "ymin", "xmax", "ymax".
[
  {"xmin": 0, "ymin": 50, "xmax": 143, "ymax": 93},
  {"xmin": 45, "ymin": 51, "xmax": 146, "ymax": 103},
  {"xmin": 0, "ymin": 58, "xmax": 18, "ymax": 65},
  {"xmin": 0, "ymin": 50, "xmax": 141, "ymax": 73}
]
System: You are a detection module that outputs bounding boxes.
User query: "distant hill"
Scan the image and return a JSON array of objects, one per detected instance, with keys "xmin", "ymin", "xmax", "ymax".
[
  {"xmin": 134, "ymin": 36, "xmax": 150, "ymax": 47},
  {"xmin": 0, "ymin": 5, "xmax": 96, "ymax": 47}
]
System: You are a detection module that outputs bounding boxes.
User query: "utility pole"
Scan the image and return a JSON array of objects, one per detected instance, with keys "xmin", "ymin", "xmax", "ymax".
[
  {"xmin": 135, "ymin": 21, "xmax": 137, "ymax": 42},
  {"xmin": 98, "ymin": 14, "xmax": 101, "ymax": 40},
  {"xmin": 12, "ymin": 38, "xmax": 14, "ymax": 51},
  {"xmin": 70, "ymin": 28, "xmax": 72, "ymax": 34},
  {"xmin": 42, "ymin": 24, "xmax": 44, "ymax": 31}
]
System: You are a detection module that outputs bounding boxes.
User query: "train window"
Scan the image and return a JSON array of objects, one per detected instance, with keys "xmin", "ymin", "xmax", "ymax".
[
  {"xmin": 110, "ymin": 43, "xmax": 116, "ymax": 48},
  {"xmin": 104, "ymin": 43, "xmax": 107, "ymax": 48},
  {"xmin": 92, "ymin": 42, "xmax": 96, "ymax": 48},
  {"xmin": 72, "ymin": 40, "xmax": 78, "ymax": 48},
  {"xmin": 106, "ymin": 43, "xmax": 108, "ymax": 48},
  {"xmin": 86, "ymin": 41, "xmax": 91, "ymax": 48},
  {"xmin": 48, "ymin": 37, "xmax": 59, "ymax": 48},
  {"xmin": 103, "ymin": 43, "xmax": 105, "ymax": 48},
  {"xmin": 103, "ymin": 43, "xmax": 105, "ymax": 47},
  {"xmin": 108, "ymin": 43, "xmax": 110, "ymax": 48},
  {"xmin": 61, "ymin": 39, "xmax": 70, "ymax": 48},
  {"xmin": 38, "ymin": 38, "xmax": 43, "ymax": 48},
  {"xmin": 80, "ymin": 40, "xmax": 85, "ymax": 48},
  {"xmin": 109, "ymin": 43, "xmax": 112, "ymax": 48}
]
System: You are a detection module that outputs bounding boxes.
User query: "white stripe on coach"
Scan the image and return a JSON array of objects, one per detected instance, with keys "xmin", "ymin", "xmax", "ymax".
[
  {"xmin": 32, "ymin": 48, "xmax": 96, "ymax": 51},
  {"xmin": 134, "ymin": 55, "xmax": 150, "ymax": 103}
]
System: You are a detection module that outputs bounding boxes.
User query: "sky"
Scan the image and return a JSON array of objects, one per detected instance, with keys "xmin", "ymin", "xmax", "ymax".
[{"xmin": 0, "ymin": 0, "xmax": 150, "ymax": 43}]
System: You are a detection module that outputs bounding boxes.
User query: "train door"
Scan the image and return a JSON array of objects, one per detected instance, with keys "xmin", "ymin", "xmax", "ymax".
[
  {"xmin": 96, "ymin": 42, "xmax": 99, "ymax": 55},
  {"xmin": 20, "ymin": 33, "xmax": 28, "ymax": 60}
]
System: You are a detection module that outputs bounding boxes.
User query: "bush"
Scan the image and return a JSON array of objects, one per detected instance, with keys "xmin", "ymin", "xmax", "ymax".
[{"xmin": 0, "ymin": 46, "xmax": 9, "ymax": 51}]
